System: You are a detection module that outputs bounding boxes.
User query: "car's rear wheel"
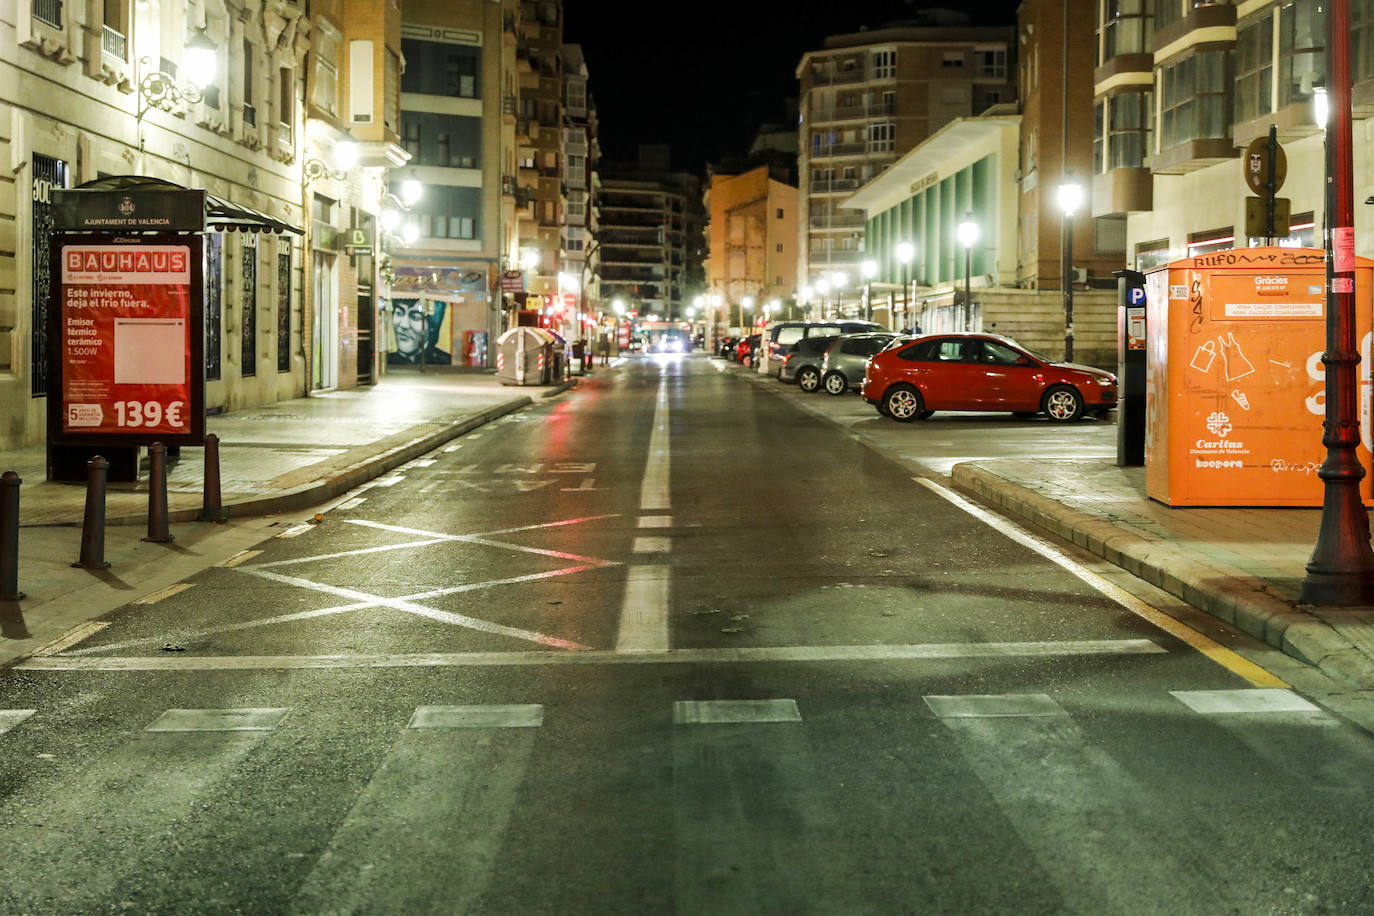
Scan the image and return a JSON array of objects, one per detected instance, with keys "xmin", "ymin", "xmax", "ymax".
[
  {"xmin": 797, "ymin": 366, "xmax": 821, "ymax": 392},
  {"xmin": 883, "ymin": 385, "xmax": 924, "ymax": 422},
  {"xmin": 1043, "ymin": 385, "xmax": 1085, "ymax": 422},
  {"xmin": 823, "ymin": 371, "xmax": 848, "ymax": 395}
]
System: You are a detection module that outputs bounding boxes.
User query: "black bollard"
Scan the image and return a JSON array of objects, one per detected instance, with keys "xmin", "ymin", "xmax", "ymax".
[
  {"xmin": 144, "ymin": 442, "xmax": 173, "ymax": 543},
  {"xmin": 74, "ymin": 456, "xmax": 110, "ymax": 569},
  {"xmin": 0, "ymin": 471, "xmax": 23, "ymax": 600},
  {"xmin": 200, "ymin": 432, "xmax": 225, "ymax": 523}
]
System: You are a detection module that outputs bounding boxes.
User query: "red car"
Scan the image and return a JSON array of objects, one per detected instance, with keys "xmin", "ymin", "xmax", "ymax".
[
  {"xmin": 861, "ymin": 333, "xmax": 1117, "ymax": 423},
  {"xmin": 734, "ymin": 333, "xmax": 761, "ymax": 366}
]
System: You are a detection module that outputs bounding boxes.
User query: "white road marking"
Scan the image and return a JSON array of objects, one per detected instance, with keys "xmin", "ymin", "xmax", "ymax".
[
  {"xmin": 0, "ymin": 710, "xmax": 37, "ymax": 734},
  {"xmin": 144, "ymin": 708, "xmax": 290, "ymax": 732},
  {"xmin": 408, "ymin": 705, "xmax": 544, "ymax": 728},
  {"xmin": 560, "ymin": 478, "xmax": 599, "ymax": 491},
  {"xmin": 374, "ymin": 476, "xmax": 405, "ymax": 487},
  {"xmin": 924, "ymin": 694, "xmax": 1068, "ymax": 718},
  {"xmin": 615, "ymin": 566, "xmax": 671, "ymax": 653},
  {"xmin": 19, "ymin": 638, "xmax": 1165, "ymax": 671},
  {"xmin": 245, "ymin": 569, "xmax": 590, "ymax": 650},
  {"xmin": 332, "ymin": 497, "xmax": 366, "ymax": 511},
  {"xmin": 640, "ymin": 380, "xmax": 671, "ymax": 511},
  {"xmin": 278, "ymin": 524, "xmax": 313, "ymax": 538},
  {"xmin": 638, "ymin": 515, "xmax": 674, "ymax": 528},
  {"xmin": 408, "ymin": 459, "xmax": 436, "ymax": 468},
  {"xmin": 64, "ymin": 604, "xmax": 383, "ymax": 655},
  {"xmin": 443, "ymin": 444, "xmax": 462, "ymax": 452},
  {"xmin": 674, "ymin": 699, "xmax": 802, "ymax": 724},
  {"xmin": 1170, "ymin": 688, "xmax": 1320, "ymax": 715},
  {"xmin": 632, "ymin": 536, "xmax": 672, "ymax": 554},
  {"xmin": 217, "ymin": 549, "xmax": 263, "ymax": 568},
  {"xmin": 252, "ymin": 538, "xmax": 448, "ymax": 569},
  {"xmin": 133, "ymin": 583, "xmax": 194, "ymax": 605},
  {"xmin": 31, "ymin": 621, "xmax": 109, "ymax": 656}
]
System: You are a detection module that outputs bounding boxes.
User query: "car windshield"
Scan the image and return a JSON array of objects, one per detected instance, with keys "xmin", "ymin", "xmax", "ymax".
[{"xmin": 1000, "ymin": 337, "xmax": 1049, "ymax": 362}]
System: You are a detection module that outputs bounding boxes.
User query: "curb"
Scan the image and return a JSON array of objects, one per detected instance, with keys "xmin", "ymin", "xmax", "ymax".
[{"xmin": 951, "ymin": 462, "xmax": 1374, "ymax": 689}]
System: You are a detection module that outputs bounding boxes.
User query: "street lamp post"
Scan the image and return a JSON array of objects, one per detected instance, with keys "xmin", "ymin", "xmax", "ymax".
[
  {"xmin": 1302, "ymin": 2, "xmax": 1374, "ymax": 605},
  {"xmin": 957, "ymin": 216, "xmax": 979, "ymax": 332},
  {"xmin": 1057, "ymin": 180, "xmax": 1084, "ymax": 362},
  {"xmin": 815, "ymin": 278, "xmax": 831, "ymax": 317}
]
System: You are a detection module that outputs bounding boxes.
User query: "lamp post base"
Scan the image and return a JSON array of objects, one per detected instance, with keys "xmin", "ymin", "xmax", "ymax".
[{"xmin": 1301, "ymin": 477, "xmax": 1374, "ymax": 606}]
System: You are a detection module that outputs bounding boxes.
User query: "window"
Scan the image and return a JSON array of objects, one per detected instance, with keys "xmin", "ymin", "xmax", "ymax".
[
  {"xmin": 1102, "ymin": 0, "xmax": 1153, "ymax": 59},
  {"xmin": 401, "ymin": 39, "xmax": 479, "ymax": 98},
  {"xmin": 314, "ymin": 23, "xmax": 339, "ymax": 116},
  {"xmin": 402, "ymin": 120, "xmax": 420, "ymax": 158},
  {"xmin": 278, "ymin": 68, "xmax": 293, "ymax": 144},
  {"xmin": 868, "ymin": 122, "xmax": 895, "ymax": 152},
  {"xmin": 1154, "ymin": 0, "xmax": 1182, "ymax": 32},
  {"xmin": 1279, "ymin": 0, "xmax": 1324, "ymax": 108},
  {"xmin": 776, "ymin": 208, "xmax": 784, "ymax": 218},
  {"xmin": 1094, "ymin": 100, "xmax": 1105, "ymax": 173},
  {"xmin": 898, "ymin": 339, "xmax": 940, "ymax": 361},
  {"xmin": 413, "ymin": 185, "xmax": 480, "ymax": 239},
  {"xmin": 1235, "ymin": 13, "xmax": 1274, "ymax": 122},
  {"xmin": 1105, "ymin": 90, "xmax": 1151, "ymax": 169},
  {"xmin": 385, "ymin": 48, "xmax": 400, "ymax": 131},
  {"xmin": 1187, "ymin": 227, "xmax": 1235, "ymax": 256},
  {"xmin": 1356, "ymin": 0, "xmax": 1374, "ymax": 83},
  {"xmin": 566, "ymin": 190, "xmax": 586, "ymax": 220},
  {"xmin": 873, "ymin": 50, "xmax": 895, "ymax": 79},
  {"xmin": 1160, "ymin": 50, "xmax": 1228, "ymax": 149},
  {"xmin": 1135, "ymin": 237, "xmax": 1171, "ymax": 270},
  {"xmin": 982, "ymin": 341, "xmax": 1026, "ymax": 365},
  {"xmin": 942, "ymin": 52, "xmax": 964, "ymax": 68},
  {"xmin": 978, "ymin": 48, "xmax": 1007, "ymax": 77},
  {"xmin": 102, "ymin": 0, "xmax": 127, "ymax": 60}
]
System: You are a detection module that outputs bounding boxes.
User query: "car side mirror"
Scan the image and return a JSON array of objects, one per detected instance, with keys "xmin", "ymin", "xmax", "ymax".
[{"xmin": 1016, "ymin": 356, "xmax": 1034, "ymax": 367}]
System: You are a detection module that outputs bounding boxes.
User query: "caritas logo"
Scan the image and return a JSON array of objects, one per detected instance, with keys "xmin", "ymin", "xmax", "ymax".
[{"xmin": 1254, "ymin": 275, "xmax": 1289, "ymax": 295}]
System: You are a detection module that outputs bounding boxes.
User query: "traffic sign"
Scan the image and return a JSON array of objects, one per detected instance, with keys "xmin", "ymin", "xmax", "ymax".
[
  {"xmin": 1243, "ymin": 136, "xmax": 1287, "ymax": 195},
  {"xmin": 1244, "ymin": 196, "xmax": 1291, "ymax": 238}
]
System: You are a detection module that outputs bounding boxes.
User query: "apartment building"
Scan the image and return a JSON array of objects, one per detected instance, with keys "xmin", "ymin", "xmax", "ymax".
[
  {"xmin": 513, "ymin": 0, "xmax": 565, "ymax": 315},
  {"xmin": 795, "ymin": 10, "xmax": 1015, "ymax": 296},
  {"xmin": 703, "ymin": 163, "xmax": 799, "ymax": 333},
  {"xmin": 561, "ymin": 43, "xmax": 600, "ymax": 331},
  {"xmin": 598, "ymin": 147, "xmax": 705, "ymax": 321},
  {"xmin": 0, "ymin": 0, "xmax": 405, "ymax": 450},
  {"xmin": 389, "ymin": 0, "xmax": 517, "ymax": 369},
  {"xmin": 1093, "ymin": 0, "xmax": 1352, "ymax": 270}
]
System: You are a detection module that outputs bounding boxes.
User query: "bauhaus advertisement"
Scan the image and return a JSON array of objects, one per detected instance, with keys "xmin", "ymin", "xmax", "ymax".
[{"xmin": 50, "ymin": 235, "xmax": 205, "ymax": 446}]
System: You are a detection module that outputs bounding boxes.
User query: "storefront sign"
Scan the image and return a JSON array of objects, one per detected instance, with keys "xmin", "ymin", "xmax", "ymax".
[
  {"xmin": 51, "ymin": 189, "xmax": 205, "ymax": 232},
  {"xmin": 49, "ymin": 234, "xmax": 205, "ymax": 446},
  {"xmin": 501, "ymin": 270, "xmax": 525, "ymax": 293}
]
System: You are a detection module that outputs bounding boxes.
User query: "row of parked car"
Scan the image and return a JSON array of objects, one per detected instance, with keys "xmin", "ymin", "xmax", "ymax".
[{"xmin": 727, "ymin": 321, "xmax": 1119, "ymax": 424}]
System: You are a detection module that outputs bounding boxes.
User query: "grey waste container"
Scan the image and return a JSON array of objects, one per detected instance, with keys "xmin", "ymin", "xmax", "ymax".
[{"xmin": 495, "ymin": 326, "xmax": 555, "ymax": 385}]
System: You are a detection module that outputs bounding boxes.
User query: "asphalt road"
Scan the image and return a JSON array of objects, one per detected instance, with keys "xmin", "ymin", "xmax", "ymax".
[{"xmin": 2, "ymin": 353, "xmax": 1373, "ymax": 914}]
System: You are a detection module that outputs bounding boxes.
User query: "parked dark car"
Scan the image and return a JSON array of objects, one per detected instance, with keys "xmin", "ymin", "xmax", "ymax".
[
  {"xmin": 779, "ymin": 335, "xmax": 842, "ymax": 391},
  {"xmin": 718, "ymin": 336, "xmax": 739, "ymax": 358},
  {"xmin": 861, "ymin": 333, "xmax": 1118, "ymax": 423},
  {"xmin": 765, "ymin": 319, "xmax": 887, "ymax": 368}
]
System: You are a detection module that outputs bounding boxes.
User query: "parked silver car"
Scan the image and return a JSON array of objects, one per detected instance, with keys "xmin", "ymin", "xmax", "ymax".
[
  {"xmin": 779, "ymin": 335, "xmax": 841, "ymax": 392},
  {"xmin": 820, "ymin": 333, "xmax": 905, "ymax": 395}
]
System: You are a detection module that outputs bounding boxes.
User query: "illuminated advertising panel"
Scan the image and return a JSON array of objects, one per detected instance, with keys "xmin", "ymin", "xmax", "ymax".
[{"xmin": 50, "ymin": 234, "xmax": 205, "ymax": 447}]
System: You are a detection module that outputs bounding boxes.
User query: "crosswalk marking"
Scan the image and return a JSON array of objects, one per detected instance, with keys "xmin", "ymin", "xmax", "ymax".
[
  {"xmin": 924, "ymin": 694, "xmax": 1067, "ymax": 719},
  {"xmin": 637, "ymin": 515, "xmax": 673, "ymax": 528},
  {"xmin": 0, "ymin": 710, "xmax": 36, "ymax": 735},
  {"xmin": 631, "ymin": 536, "xmax": 671, "ymax": 553},
  {"xmin": 1170, "ymin": 688, "xmax": 1320, "ymax": 715},
  {"xmin": 615, "ymin": 565, "xmax": 671, "ymax": 653},
  {"xmin": 408, "ymin": 705, "xmax": 544, "ymax": 728},
  {"xmin": 674, "ymin": 699, "xmax": 802, "ymax": 725},
  {"xmin": 144, "ymin": 708, "xmax": 291, "ymax": 732}
]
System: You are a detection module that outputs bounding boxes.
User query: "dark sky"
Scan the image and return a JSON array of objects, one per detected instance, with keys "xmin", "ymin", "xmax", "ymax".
[{"xmin": 568, "ymin": 1, "xmax": 1022, "ymax": 175}]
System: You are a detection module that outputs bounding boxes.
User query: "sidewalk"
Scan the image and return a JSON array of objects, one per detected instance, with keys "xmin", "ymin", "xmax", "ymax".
[{"xmin": 0, "ymin": 367, "xmax": 575, "ymax": 665}]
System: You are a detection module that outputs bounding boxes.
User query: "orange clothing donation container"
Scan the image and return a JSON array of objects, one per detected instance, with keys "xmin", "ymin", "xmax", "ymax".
[{"xmin": 1144, "ymin": 247, "xmax": 1373, "ymax": 507}]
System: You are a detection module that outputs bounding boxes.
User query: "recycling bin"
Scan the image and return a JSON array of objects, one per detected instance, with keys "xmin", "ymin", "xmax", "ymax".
[
  {"xmin": 1144, "ymin": 246, "xmax": 1373, "ymax": 506},
  {"xmin": 495, "ymin": 326, "xmax": 555, "ymax": 386}
]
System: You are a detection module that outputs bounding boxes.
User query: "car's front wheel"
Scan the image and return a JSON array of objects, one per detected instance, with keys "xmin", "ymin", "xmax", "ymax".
[
  {"xmin": 823, "ymin": 371, "xmax": 848, "ymax": 395},
  {"xmin": 883, "ymin": 384, "xmax": 924, "ymax": 422},
  {"xmin": 1042, "ymin": 385, "xmax": 1085, "ymax": 423},
  {"xmin": 797, "ymin": 366, "xmax": 821, "ymax": 392}
]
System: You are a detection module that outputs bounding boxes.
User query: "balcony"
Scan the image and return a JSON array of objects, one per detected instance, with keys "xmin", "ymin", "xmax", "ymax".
[
  {"xmin": 101, "ymin": 25, "xmax": 125, "ymax": 61},
  {"xmin": 810, "ymin": 67, "xmax": 868, "ymax": 86},
  {"xmin": 810, "ymin": 178, "xmax": 863, "ymax": 193},
  {"xmin": 33, "ymin": 0, "xmax": 62, "ymax": 28},
  {"xmin": 808, "ymin": 214, "xmax": 866, "ymax": 229},
  {"xmin": 810, "ymin": 101, "xmax": 897, "ymax": 124}
]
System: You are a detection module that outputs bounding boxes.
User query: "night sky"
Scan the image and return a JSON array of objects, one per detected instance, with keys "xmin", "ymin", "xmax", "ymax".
[{"xmin": 568, "ymin": 1, "xmax": 1023, "ymax": 175}]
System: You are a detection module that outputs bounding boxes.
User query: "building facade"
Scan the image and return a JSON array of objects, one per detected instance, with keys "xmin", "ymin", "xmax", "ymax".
[
  {"xmin": 795, "ymin": 11, "xmax": 1015, "ymax": 294},
  {"xmin": 598, "ymin": 147, "xmax": 705, "ymax": 321},
  {"xmin": 560, "ymin": 43, "xmax": 600, "ymax": 338},
  {"xmin": 703, "ymin": 164, "xmax": 798, "ymax": 333}
]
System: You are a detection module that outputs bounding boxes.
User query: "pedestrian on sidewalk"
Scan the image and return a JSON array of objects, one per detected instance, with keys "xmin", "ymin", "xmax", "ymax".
[{"xmin": 597, "ymin": 332, "xmax": 610, "ymax": 366}]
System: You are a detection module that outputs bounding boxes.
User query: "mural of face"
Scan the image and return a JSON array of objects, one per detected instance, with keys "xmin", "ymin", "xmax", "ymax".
[{"xmin": 393, "ymin": 302, "xmax": 425, "ymax": 360}]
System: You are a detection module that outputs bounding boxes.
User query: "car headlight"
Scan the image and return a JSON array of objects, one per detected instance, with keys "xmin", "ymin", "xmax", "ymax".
[{"xmin": 1096, "ymin": 377, "xmax": 1115, "ymax": 386}]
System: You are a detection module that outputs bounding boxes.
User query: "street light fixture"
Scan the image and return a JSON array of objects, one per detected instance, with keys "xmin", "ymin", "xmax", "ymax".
[
  {"xmin": 957, "ymin": 215, "xmax": 980, "ymax": 332},
  {"xmin": 136, "ymin": 29, "xmax": 217, "ymax": 122},
  {"xmin": 1057, "ymin": 180, "xmax": 1083, "ymax": 360}
]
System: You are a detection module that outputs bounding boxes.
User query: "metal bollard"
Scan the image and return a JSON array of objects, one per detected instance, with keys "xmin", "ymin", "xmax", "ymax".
[
  {"xmin": 200, "ymin": 432, "xmax": 225, "ymax": 523},
  {"xmin": 144, "ymin": 442, "xmax": 174, "ymax": 543},
  {"xmin": 0, "ymin": 471, "xmax": 23, "ymax": 600},
  {"xmin": 73, "ymin": 456, "xmax": 110, "ymax": 569}
]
